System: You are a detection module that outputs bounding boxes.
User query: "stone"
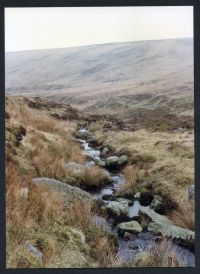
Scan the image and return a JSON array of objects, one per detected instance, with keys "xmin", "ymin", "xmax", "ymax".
[
  {"xmin": 75, "ymin": 130, "xmax": 93, "ymax": 140},
  {"xmin": 115, "ymin": 198, "xmax": 133, "ymax": 206},
  {"xmin": 96, "ymin": 159, "xmax": 106, "ymax": 167},
  {"xmin": 64, "ymin": 176, "xmax": 78, "ymax": 186},
  {"xmin": 24, "ymin": 242, "xmax": 43, "ymax": 265},
  {"xmin": 139, "ymin": 206, "xmax": 172, "ymax": 224},
  {"xmin": 32, "ymin": 178, "xmax": 94, "ymax": 205},
  {"xmin": 188, "ymin": 184, "xmax": 195, "ymax": 200},
  {"xmin": 134, "ymin": 192, "xmax": 141, "ymax": 199},
  {"xmin": 148, "ymin": 222, "xmax": 195, "ymax": 244},
  {"xmin": 105, "ymin": 156, "xmax": 119, "ymax": 167},
  {"xmin": 101, "ymin": 147, "xmax": 109, "ymax": 157},
  {"xmin": 101, "ymin": 170, "xmax": 114, "ymax": 184},
  {"xmin": 85, "ymin": 161, "xmax": 96, "ymax": 167},
  {"xmin": 83, "ymin": 151, "xmax": 96, "ymax": 161},
  {"xmin": 106, "ymin": 201, "xmax": 129, "ymax": 218},
  {"xmin": 118, "ymin": 155, "xmax": 128, "ymax": 165},
  {"xmin": 117, "ymin": 221, "xmax": 142, "ymax": 233}
]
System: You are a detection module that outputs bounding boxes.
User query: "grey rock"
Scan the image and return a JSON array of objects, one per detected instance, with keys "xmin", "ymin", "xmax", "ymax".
[
  {"xmin": 101, "ymin": 147, "xmax": 109, "ymax": 157},
  {"xmin": 85, "ymin": 160, "xmax": 96, "ymax": 167},
  {"xmin": 117, "ymin": 221, "xmax": 142, "ymax": 233},
  {"xmin": 134, "ymin": 192, "xmax": 141, "ymax": 199},
  {"xmin": 24, "ymin": 242, "xmax": 43, "ymax": 265},
  {"xmin": 118, "ymin": 155, "xmax": 128, "ymax": 165},
  {"xmin": 75, "ymin": 130, "xmax": 93, "ymax": 140},
  {"xmin": 106, "ymin": 201, "xmax": 129, "ymax": 218},
  {"xmin": 115, "ymin": 198, "xmax": 133, "ymax": 206},
  {"xmin": 188, "ymin": 184, "xmax": 195, "ymax": 200},
  {"xmin": 139, "ymin": 206, "xmax": 172, "ymax": 224},
  {"xmin": 105, "ymin": 156, "xmax": 119, "ymax": 167},
  {"xmin": 96, "ymin": 159, "xmax": 106, "ymax": 167},
  {"xmin": 148, "ymin": 222, "xmax": 195, "ymax": 244},
  {"xmin": 83, "ymin": 151, "xmax": 96, "ymax": 161},
  {"xmin": 32, "ymin": 178, "xmax": 94, "ymax": 205}
]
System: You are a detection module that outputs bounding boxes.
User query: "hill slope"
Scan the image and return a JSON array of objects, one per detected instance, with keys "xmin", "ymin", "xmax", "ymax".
[{"xmin": 5, "ymin": 38, "xmax": 193, "ymax": 114}]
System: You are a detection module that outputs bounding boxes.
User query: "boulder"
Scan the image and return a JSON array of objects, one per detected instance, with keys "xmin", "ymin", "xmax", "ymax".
[
  {"xmin": 105, "ymin": 156, "xmax": 119, "ymax": 167},
  {"xmin": 118, "ymin": 155, "xmax": 128, "ymax": 165},
  {"xmin": 85, "ymin": 161, "xmax": 96, "ymax": 167},
  {"xmin": 106, "ymin": 201, "xmax": 129, "ymax": 219},
  {"xmin": 101, "ymin": 147, "xmax": 110, "ymax": 157},
  {"xmin": 115, "ymin": 198, "xmax": 133, "ymax": 206},
  {"xmin": 148, "ymin": 222, "xmax": 195, "ymax": 244},
  {"xmin": 139, "ymin": 206, "xmax": 172, "ymax": 224},
  {"xmin": 64, "ymin": 176, "xmax": 79, "ymax": 186},
  {"xmin": 100, "ymin": 170, "xmax": 114, "ymax": 184},
  {"xmin": 83, "ymin": 151, "xmax": 96, "ymax": 161},
  {"xmin": 32, "ymin": 178, "xmax": 94, "ymax": 205},
  {"xmin": 96, "ymin": 159, "xmax": 106, "ymax": 167},
  {"xmin": 188, "ymin": 184, "xmax": 195, "ymax": 200},
  {"xmin": 75, "ymin": 130, "xmax": 93, "ymax": 140},
  {"xmin": 117, "ymin": 221, "xmax": 142, "ymax": 234},
  {"xmin": 24, "ymin": 242, "xmax": 43, "ymax": 265}
]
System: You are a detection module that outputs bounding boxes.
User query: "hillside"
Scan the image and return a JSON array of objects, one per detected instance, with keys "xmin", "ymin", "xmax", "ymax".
[{"xmin": 5, "ymin": 38, "xmax": 193, "ymax": 115}]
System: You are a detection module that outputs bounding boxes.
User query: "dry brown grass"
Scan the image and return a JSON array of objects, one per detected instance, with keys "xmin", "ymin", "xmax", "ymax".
[
  {"xmin": 117, "ymin": 165, "xmax": 140, "ymax": 195},
  {"xmin": 65, "ymin": 200, "xmax": 118, "ymax": 267},
  {"xmin": 79, "ymin": 166, "xmax": 110, "ymax": 188},
  {"xmin": 169, "ymin": 201, "xmax": 195, "ymax": 231},
  {"xmin": 122, "ymin": 239, "xmax": 185, "ymax": 267},
  {"xmin": 6, "ymin": 162, "xmax": 63, "ymax": 245}
]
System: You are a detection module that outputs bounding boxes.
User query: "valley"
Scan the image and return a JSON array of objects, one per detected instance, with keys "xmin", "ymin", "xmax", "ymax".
[{"xmin": 5, "ymin": 38, "xmax": 194, "ymax": 268}]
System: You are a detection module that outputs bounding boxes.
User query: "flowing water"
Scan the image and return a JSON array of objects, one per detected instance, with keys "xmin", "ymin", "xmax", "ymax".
[{"xmin": 77, "ymin": 129, "xmax": 195, "ymax": 266}]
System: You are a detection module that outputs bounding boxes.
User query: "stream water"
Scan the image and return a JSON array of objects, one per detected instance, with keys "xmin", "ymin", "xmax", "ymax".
[{"xmin": 77, "ymin": 128, "xmax": 195, "ymax": 266}]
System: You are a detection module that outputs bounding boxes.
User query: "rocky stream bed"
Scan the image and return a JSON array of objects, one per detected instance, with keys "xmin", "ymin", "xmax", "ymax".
[{"xmin": 76, "ymin": 128, "xmax": 195, "ymax": 267}]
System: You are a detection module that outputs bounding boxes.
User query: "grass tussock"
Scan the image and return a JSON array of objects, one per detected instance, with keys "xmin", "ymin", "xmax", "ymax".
[
  {"xmin": 67, "ymin": 166, "xmax": 111, "ymax": 188},
  {"xmin": 169, "ymin": 201, "xmax": 195, "ymax": 231},
  {"xmin": 122, "ymin": 239, "xmax": 185, "ymax": 267},
  {"xmin": 65, "ymin": 200, "xmax": 119, "ymax": 267},
  {"xmin": 6, "ymin": 162, "xmax": 63, "ymax": 245},
  {"xmin": 117, "ymin": 165, "xmax": 140, "ymax": 195}
]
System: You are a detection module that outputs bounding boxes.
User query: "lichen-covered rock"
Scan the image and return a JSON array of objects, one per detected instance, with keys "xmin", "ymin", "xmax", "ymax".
[
  {"xmin": 101, "ymin": 147, "xmax": 109, "ymax": 157},
  {"xmin": 118, "ymin": 155, "xmax": 128, "ymax": 165},
  {"xmin": 105, "ymin": 156, "xmax": 119, "ymax": 167},
  {"xmin": 139, "ymin": 206, "xmax": 172, "ymax": 224},
  {"xmin": 83, "ymin": 151, "xmax": 96, "ymax": 161},
  {"xmin": 117, "ymin": 221, "xmax": 142, "ymax": 233},
  {"xmin": 24, "ymin": 242, "xmax": 43, "ymax": 265},
  {"xmin": 148, "ymin": 222, "xmax": 195, "ymax": 244},
  {"xmin": 32, "ymin": 178, "xmax": 94, "ymax": 205},
  {"xmin": 106, "ymin": 201, "xmax": 129, "ymax": 218},
  {"xmin": 115, "ymin": 198, "xmax": 133, "ymax": 206},
  {"xmin": 75, "ymin": 130, "xmax": 93, "ymax": 140},
  {"xmin": 96, "ymin": 159, "xmax": 106, "ymax": 167},
  {"xmin": 188, "ymin": 184, "xmax": 195, "ymax": 200}
]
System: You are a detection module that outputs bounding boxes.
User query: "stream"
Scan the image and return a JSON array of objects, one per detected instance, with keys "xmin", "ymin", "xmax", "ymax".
[{"xmin": 77, "ymin": 128, "xmax": 195, "ymax": 267}]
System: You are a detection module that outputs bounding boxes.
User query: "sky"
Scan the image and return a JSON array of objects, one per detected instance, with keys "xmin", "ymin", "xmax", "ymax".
[{"xmin": 5, "ymin": 6, "xmax": 193, "ymax": 52}]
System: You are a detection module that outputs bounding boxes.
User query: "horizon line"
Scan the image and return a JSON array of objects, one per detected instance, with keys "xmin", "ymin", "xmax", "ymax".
[{"xmin": 5, "ymin": 36, "xmax": 193, "ymax": 54}]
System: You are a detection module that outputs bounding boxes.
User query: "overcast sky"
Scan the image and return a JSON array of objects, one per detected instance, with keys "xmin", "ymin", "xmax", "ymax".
[{"xmin": 5, "ymin": 6, "xmax": 193, "ymax": 52}]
